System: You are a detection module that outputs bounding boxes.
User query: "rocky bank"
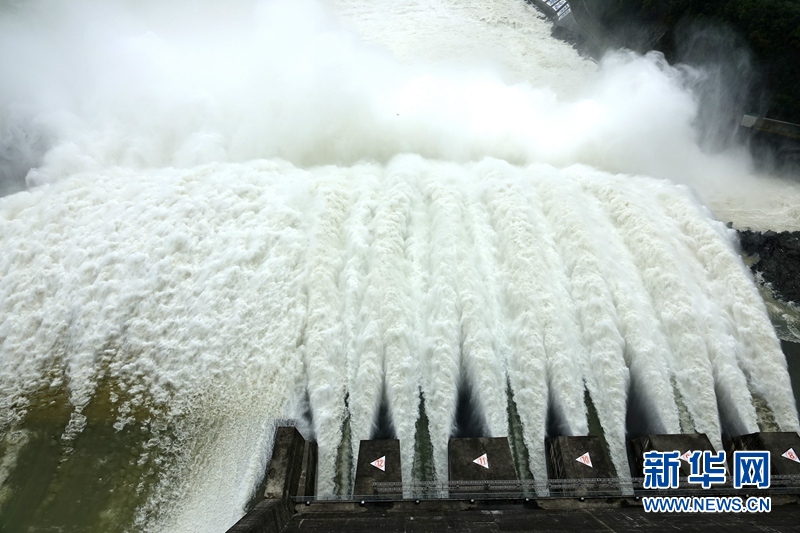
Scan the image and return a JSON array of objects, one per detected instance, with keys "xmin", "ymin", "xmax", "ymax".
[{"xmin": 738, "ymin": 230, "xmax": 800, "ymax": 304}]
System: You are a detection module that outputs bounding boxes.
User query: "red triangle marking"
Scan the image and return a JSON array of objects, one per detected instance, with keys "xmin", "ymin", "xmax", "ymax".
[
  {"xmin": 473, "ymin": 453, "xmax": 489, "ymax": 469},
  {"xmin": 576, "ymin": 452, "xmax": 593, "ymax": 468},
  {"xmin": 370, "ymin": 456, "xmax": 386, "ymax": 472},
  {"xmin": 782, "ymin": 448, "xmax": 800, "ymax": 464}
]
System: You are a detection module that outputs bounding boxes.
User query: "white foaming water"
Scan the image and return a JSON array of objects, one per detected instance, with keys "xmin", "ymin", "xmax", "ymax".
[{"xmin": 0, "ymin": 0, "xmax": 799, "ymax": 531}]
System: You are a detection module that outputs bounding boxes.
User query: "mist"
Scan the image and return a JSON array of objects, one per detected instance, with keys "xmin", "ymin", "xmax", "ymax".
[
  {"xmin": 2, "ymin": 2, "xmax": 799, "ymax": 530},
  {"xmin": 0, "ymin": 0, "xmax": 797, "ymax": 229},
  {"xmin": 672, "ymin": 21, "xmax": 759, "ymax": 151}
]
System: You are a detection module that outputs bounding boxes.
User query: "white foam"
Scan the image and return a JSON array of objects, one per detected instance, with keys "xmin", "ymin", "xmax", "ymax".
[
  {"xmin": 2, "ymin": 158, "xmax": 798, "ymax": 528},
  {"xmin": 1, "ymin": 1, "xmax": 799, "ymax": 530},
  {"xmin": 533, "ymin": 170, "xmax": 630, "ymax": 476},
  {"xmin": 1, "ymin": 1, "xmax": 798, "ymax": 228}
]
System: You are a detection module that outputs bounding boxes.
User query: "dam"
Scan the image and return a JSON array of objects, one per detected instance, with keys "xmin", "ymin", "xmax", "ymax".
[
  {"xmin": 227, "ymin": 425, "xmax": 800, "ymax": 532},
  {"xmin": 1, "ymin": 1, "xmax": 800, "ymax": 532}
]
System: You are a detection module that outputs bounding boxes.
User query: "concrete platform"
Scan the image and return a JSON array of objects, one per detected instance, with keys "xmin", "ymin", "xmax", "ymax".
[
  {"xmin": 547, "ymin": 436, "xmax": 619, "ymax": 496},
  {"xmin": 354, "ymin": 439, "xmax": 402, "ymax": 497},
  {"xmin": 547, "ymin": 436, "xmax": 616, "ymax": 479},
  {"xmin": 448, "ymin": 437, "xmax": 517, "ymax": 484},
  {"xmin": 729, "ymin": 432, "xmax": 800, "ymax": 476},
  {"xmin": 263, "ymin": 427, "xmax": 317, "ymax": 500},
  {"xmin": 628, "ymin": 434, "xmax": 715, "ymax": 477},
  {"xmin": 280, "ymin": 500, "xmax": 800, "ymax": 532},
  {"xmin": 229, "ymin": 425, "xmax": 316, "ymax": 533}
]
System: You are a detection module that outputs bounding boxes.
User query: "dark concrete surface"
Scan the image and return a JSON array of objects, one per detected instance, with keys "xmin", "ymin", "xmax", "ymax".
[
  {"xmin": 354, "ymin": 439, "xmax": 402, "ymax": 496},
  {"xmin": 629, "ymin": 434, "xmax": 715, "ymax": 477},
  {"xmin": 783, "ymin": 340, "xmax": 800, "ymax": 360},
  {"xmin": 783, "ymin": 341, "xmax": 800, "ymax": 416},
  {"xmin": 227, "ymin": 500, "xmax": 292, "ymax": 533},
  {"xmin": 296, "ymin": 438, "xmax": 318, "ymax": 498},
  {"xmin": 547, "ymin": 436, "xmax": 616, "ymax": 480},
  {"xmin": 227, "ymin": 426, "xmax": 315, "ymax": 533},
  {"xmin": 449, "ymin": 438, "xmax": 517, "ymax": 483},
  {"xmin": 729, "ymin": 432, "xmax": 800, "ymax": 476},
  {"xmin": 265, "ymin": 427, "xmax": 309, "ymax": 500},
  {"xmin": 280, "ymin": 500, "xmax": 800, "ymax": 532}
]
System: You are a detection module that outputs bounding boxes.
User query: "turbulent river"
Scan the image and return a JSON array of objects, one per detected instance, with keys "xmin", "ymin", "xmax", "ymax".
[{"xmin": 1, "ymin": 1, "xmax": 800, "ymax": 531}]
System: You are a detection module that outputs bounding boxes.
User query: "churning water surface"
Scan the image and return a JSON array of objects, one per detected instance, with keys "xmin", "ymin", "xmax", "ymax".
[{"xmin": 1, "ymin": 1, "xmax": 799, "ymax": 531}]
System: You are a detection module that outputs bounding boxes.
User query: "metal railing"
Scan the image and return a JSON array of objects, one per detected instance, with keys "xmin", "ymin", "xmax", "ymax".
[
  {"xmin": 292, "ymin": 475, "xmax": 800, "ymax": 503},
  {"xmin": 529, "ymin": 0, "xmax": 572, "ymax": 21},
  {"xmin": 373, "ymin": 478, "xmax": 626, "ymax": 499}
]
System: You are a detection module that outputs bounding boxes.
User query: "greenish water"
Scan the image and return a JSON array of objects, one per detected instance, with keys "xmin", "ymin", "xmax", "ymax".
[
  {"xmin": 411, "ymin": 391, "xmax": 436, "ymax": 486},
  {"xmin": 751, "ymin": 273, "xmax": 800, "ymax": 416},
  {"xmin": 760, "ymin": 282, "xmax": 800, "ymax": 344},
  {"xmin": 506, "ymin": 384, "xmax": 534, "ymax": 482},
  {"xmin": 0, "ymin": 386, "xmax": 161, "ymax": 533}
]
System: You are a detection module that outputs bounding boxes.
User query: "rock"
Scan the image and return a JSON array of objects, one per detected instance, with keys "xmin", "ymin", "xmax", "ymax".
[{"xmin": 738, "ymin": 229, "xmax": 800, "ymax": 304}]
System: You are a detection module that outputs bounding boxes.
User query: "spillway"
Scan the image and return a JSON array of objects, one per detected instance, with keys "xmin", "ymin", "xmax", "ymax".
[{"xmin": 1, "ymin": 1, "xmax": 799, "ymax": 532}]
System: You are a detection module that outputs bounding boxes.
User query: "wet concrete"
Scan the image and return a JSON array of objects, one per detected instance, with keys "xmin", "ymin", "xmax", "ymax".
[
  {"xmin": 728, "ymin": 432, "xmax": 800, "ymax": 476},
  {"xmin": 264, "ymin": 427, "xmax": 314, "ymax": 500},
  {"xmin": 228, "ymin": 426, "xmax": 316, "ymax": 533},
  {"xmin": 230, "ymin": 500, "xmax": 293, "ymax": 533},
  {"xmin": 783, "ymin": 341, "xmax": 800, "ymax": 414},
  {"xmin": 449, "ymin": 437, "xmax": 517, "ymax": 483},
  {"xmin": 628, "ymin": 434, "xmax": 715, "ymax": 477},
  {"xmin": 546, "ymin": 436, "xmax": 616, "ymax": 480},
  {"xmin": 281, "ymin": 500, "xmax": 800, "ymax": 532},
  {"xmin": 353, "ymin": 439, "xmax": 402, "ymax": 496}
]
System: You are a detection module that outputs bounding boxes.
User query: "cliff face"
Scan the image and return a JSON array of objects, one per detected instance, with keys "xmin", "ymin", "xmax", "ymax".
[
  {"xmin": 738, "ymin": 230, "xmax": 800, "ymax": 304},
  {"xmin": 565, "ymin": 0, "xmax": 800, "ymax": 126}
]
